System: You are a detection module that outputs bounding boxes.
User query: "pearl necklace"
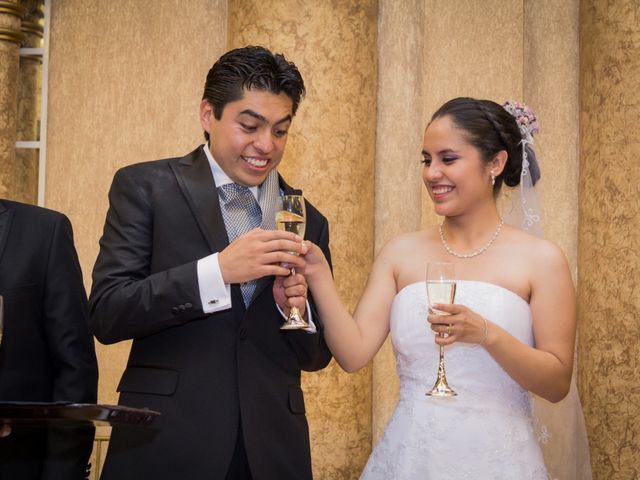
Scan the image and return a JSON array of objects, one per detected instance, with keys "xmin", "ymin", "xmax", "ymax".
[{"xmin": 439, "ymin": 219, "xmax": 504, "ymax": 259}]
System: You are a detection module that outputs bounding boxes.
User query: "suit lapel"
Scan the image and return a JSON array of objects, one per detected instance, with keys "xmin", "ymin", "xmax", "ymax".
[
  {"xmin": 170, "ymin": 147, "xmax": 229, "ymax": 254},
  {"xmin": 0, "ymin": 201, "xmax": 12, "ymax": 268},
  {"xmin": 171, "ymin": 153, "xmax": 298, "ymax": 308}
]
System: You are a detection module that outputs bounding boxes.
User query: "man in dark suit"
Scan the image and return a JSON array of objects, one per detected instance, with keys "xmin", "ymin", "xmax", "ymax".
[
  {"xmin": 89, "ymin": 46, "xmax": 332, "ymax": 480},
  {"xmin": 0, "ymin": 199, "xmax": 99, "ymax": 479}
]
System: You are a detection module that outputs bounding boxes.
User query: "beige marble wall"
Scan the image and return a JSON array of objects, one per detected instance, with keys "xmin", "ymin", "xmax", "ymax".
[
  {"xmin": 578, "ymin": 0, "xmax": 640, "ymax": 477},
  {"xmin": 0, "ymin": 0, "xmax": 24, "ymax": 198},
  {"xmin": 228, "ymin": 1, "xmax": 377, "ymax": 477}
]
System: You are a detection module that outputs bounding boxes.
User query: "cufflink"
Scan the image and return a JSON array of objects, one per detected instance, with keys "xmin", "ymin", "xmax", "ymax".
[{"xmin": 208, "ymin": 299, "xmax": 219, "ymax": 305}]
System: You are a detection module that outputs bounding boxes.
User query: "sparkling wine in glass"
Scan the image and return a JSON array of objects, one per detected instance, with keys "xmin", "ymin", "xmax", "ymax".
[
  {"xmin": 276, "ymin": 194, "xmax": 310, "ymax": 330},
  {"xmin": 426, "ymin": 262, "xmax": 457, "ymax": 397}
]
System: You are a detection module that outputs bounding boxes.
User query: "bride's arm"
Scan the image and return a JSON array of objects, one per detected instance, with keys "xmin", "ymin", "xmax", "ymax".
[
  {"xmin": 431, "ymin": 242, "xmax": 576, "ymax": 402},
  {"xmin": 494, "ymin": 242, "xmax": 576, "ymax": 402},
  {"xmin": 301, "ymin": 240, "xmax": 398, "ymax": 373}
]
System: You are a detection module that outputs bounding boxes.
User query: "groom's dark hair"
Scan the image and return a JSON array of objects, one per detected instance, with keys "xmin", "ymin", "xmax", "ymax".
[{"xmin": 201, "ymin": 45, "xmax": 306, "ymax": 141}]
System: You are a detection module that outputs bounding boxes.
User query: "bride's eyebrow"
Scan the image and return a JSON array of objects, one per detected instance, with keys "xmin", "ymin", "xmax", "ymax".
[
  {"xmin": 438, "ymin": 148, "xmax": 459, "ymax": 155},
  {"xmin": 421, "ymin": 148, "xmax": 459, "ymax": 156}
]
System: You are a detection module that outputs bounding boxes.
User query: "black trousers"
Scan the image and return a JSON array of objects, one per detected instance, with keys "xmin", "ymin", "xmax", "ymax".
[{"xmin": 225, "ymin": 424, "xmax": 252, "ymax": 480}]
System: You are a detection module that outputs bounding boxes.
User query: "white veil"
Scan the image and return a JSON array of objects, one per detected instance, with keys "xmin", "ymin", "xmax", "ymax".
[{"xmin": 501, "ymin": 101, "xmax": 592, "ymax": 479}]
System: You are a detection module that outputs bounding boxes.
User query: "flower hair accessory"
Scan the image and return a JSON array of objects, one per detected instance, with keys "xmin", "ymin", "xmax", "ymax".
[
  {"xmin": 502, "ymin": 100, "xmax": 540, "ymax": 143},
  {"xmin": 501, "ymin": 100, "xmax": 543, "ymax": 237}
]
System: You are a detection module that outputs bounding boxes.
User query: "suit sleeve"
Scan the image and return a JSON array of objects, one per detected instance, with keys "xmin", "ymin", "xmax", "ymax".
[
  {"xmin": 89, "ymin": 168, "xmax": 206, "ymax": 344},
  {"xmin": 283, "ymin": 216, "xmax": 333, "ymax": 372},
  {"xmin": 43, "ymin": 214, "xmax": 98, "ymax": 402},
  {"xmin": 42, "ymin": 213, "xmax": 98, "ymax": 480}
]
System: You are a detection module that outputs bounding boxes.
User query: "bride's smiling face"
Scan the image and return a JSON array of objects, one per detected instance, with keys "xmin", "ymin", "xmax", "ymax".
[{"xmin": 421, "ymin": 115, "xmax": 495, "ymax": 217}]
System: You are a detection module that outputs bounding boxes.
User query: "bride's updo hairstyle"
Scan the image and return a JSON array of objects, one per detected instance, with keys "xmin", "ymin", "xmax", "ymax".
[{"xmin": 429, "ymin": 97, "xmax": 540, "ymax": 196}]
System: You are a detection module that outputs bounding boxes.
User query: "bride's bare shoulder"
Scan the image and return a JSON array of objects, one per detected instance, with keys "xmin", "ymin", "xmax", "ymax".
[
  {"xmin": 379, "ymin": 228, "xmax": 438, "ymax": 256},
  {"xmin": 375, "ymin": 229, "xmax": 440, "ymax": 280},
  {"xmin": 504, "ymin": 226, "xmax": 569, "ymax": 268}
]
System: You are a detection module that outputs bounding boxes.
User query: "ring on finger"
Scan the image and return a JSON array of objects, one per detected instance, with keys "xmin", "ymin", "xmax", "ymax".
[{"xmin": 446, "ymin": 324, "xmax": 452, "ymax": 336}]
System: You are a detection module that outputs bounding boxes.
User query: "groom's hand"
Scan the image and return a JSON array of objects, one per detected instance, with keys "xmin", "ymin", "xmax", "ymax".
[
  {"xmin": 219, "ymin": 229, "xmax": 306, "ymax": 284},
  {"xmin": 273, "ymin": 272, "xmax": 308, "ymax": 318}
]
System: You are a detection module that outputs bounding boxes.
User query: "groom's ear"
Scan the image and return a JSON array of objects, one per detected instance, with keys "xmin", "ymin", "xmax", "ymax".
[{"xmin": 200, "ymin": 99, "xmax": 216, "ymax": 132}]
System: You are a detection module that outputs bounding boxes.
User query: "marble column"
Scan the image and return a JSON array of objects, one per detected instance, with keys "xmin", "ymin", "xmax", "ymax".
[
  {"xmin": 578, "ymin": 0, "xmax": 640, "ymax": 478},
  {"xmin": 524, "ymin": 1, "xmax": 585, "ymax": 476},
  {"xmin": 373, "ymin": 0, "xmax": 424, "ymax": 444},
  {"xmin": 524, "ymin": 0, "xmax": 580, "ymax": 271},
  {"xmin": 420, "ymin": 0, "xmax": 523, "ymax": 224},
  {"xmin": 228, "ymin": 2, "xmax": 377, "ymax": 478},
  {"xmin": 0, "ymin": 0, "xmax": 25, "ymax": 198},
  {"xmin": 14, "ymin": 0, "xmax": 43, "ymax": 204}
]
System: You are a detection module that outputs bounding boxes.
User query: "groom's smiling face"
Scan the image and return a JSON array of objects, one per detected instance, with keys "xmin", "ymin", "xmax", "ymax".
[{"xmin": 200, "ymin": 88, "xmax": 293, "ymax": 188}]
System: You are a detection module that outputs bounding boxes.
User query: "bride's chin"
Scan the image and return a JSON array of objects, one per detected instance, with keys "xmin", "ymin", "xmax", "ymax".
[{"xmin": 433, "ymin": 205, "xmax": 454, "ymax": 217}]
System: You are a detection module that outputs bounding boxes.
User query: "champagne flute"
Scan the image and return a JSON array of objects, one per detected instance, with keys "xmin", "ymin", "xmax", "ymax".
[
  {"xmin": 426, "ymin": 262, "xmax": 457, "ymax": 397},
  {"xmin": 276, "ymin": 194, "xmax": 310, "ymax": 330}
]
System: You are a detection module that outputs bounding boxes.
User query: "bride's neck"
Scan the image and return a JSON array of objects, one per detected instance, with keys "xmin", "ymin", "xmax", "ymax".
[{"xmin": 442, "ymin": 207, "xmax": 502, "ymax": 248}]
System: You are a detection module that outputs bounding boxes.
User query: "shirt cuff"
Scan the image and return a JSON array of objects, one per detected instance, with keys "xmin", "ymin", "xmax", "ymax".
[
  {"xmin": 197, "ymin": 253, "xmax": 232, "ymax": 313},
  {"xmin": 276, "ymin": 300, "xmax": 317, "ymax": 333}
]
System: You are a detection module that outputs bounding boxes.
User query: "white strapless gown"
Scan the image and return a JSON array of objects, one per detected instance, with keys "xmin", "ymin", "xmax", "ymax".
[{"xmin": 361, "ymin": 281, "xmax": 548, "ymax": 480}]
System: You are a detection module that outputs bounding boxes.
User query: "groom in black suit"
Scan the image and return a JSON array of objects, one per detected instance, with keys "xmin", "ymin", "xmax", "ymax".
[
  {"xmin": 0, "ymin": 199, "xmax": 98, "ymax": 479},
  {"xmin": 89, "ymin": 46, "xmax": 332, "ymax": 479}
]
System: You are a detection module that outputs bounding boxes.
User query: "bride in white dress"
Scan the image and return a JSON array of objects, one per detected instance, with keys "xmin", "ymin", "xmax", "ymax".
[{"xmin": 276, "ymin": 98, "xmax": 582, "ymax": 479}]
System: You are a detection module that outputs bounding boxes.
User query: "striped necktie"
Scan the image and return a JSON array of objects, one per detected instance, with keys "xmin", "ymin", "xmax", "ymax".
[{"xmin": 218, "ymin": 183, "xmax": 262, "ymax": 305}]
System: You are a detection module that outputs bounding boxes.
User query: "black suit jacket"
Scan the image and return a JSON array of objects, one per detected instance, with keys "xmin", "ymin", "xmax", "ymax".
[
  {"xmin": 0, "ymin": 199, "xmax": 98, "ymax": 480},
  {"xmin": 89, "ymin": 146, "xmax": 332, "ymax": 480}
]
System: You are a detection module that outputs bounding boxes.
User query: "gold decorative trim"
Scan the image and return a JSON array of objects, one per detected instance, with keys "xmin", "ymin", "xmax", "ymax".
[
  {"xmin": 0, "ymin": 2, "xmax": 27, "ymax": 18},
  {"xmin": 21, "ymin": 20, "xmax": 43, "ymax": 38},
  {"xmin": 20, "ymin": 54, "xmax": 42, "ymax": 62},
  {"xmin": 0, "ymin": 27, "xmax": 24, "ymax": 45}
]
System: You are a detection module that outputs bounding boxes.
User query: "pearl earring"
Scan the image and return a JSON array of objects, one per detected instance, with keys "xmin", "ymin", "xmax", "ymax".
[{"xmin": 490, "ymin": 171, "xmax": 496, "ymax": 186}]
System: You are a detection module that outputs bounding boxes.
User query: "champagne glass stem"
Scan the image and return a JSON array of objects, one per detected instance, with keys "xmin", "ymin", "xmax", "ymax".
[
  {"xmin": 280, "ymin": 264, "xmax": 309, "ymax": 330},
  {"xmin": 289, "ymin": 267, "xmax": 301, "ymax": 317},
  {"xmin": 426, "ymin": 326, "xmax": 457, "ymax": 397}
]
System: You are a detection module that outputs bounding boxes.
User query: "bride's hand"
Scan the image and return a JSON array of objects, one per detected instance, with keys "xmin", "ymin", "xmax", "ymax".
[
  {"xmin": 427, "ymin": 303, "xmax": 489, "ymax": 347},
  {"xmin": 300, "ymin": 241, "xmax": 330, "ymax": 280}
]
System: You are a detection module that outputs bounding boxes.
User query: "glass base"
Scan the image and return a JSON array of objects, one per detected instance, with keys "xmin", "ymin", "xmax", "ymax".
[
  {"xmin": 426, "ymin": 385, "xmax": 457, "ymax": 397},
  {"xmin": 426, "ymin": 377, "xmax": 457, "ymax": 397},
  {"xmin": 280, "ymin": 307, "xmax": 311, "ymax": 331}
]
